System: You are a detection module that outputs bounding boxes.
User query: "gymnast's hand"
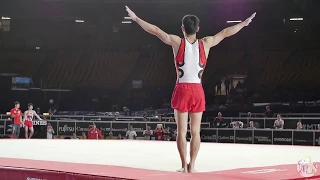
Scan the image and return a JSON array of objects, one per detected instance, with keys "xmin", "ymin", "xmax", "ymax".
[
  {"xmin": 243, "ymin": 12, "xmax": 256, "ymax": 26},
  {"xmin": 125, "ymin": 6, "xmax": 138, "ymax": 21}
]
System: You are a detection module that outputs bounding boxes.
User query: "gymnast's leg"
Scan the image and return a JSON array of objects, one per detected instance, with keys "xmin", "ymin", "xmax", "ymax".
[
  {"xmin": 175, "ymin": 109, "xmax": 189, "ymax": 173},
  {"xmin": 188, "ymin": 112, "xmax": 202, "ymax": 173}
]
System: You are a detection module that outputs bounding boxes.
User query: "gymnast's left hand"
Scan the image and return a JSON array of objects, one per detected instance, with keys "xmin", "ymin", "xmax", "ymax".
[
  {"xmin": 125, "ymin": 6, "xmax": 138, "ymax": 21},
  {"xmin": 243, "ymin": 12, "xmax": 256, "ymax": 26}
]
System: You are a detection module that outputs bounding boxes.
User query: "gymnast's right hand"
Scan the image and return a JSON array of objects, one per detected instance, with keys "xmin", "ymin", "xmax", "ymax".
[{"xmin": 125, "ymin": 6, "xmax": 138, "ymax": 21}]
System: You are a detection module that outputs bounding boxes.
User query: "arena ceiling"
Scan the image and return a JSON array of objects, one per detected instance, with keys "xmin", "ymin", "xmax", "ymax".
[
  {"xmin": 0, "ymin": 0, "xmax": 319, "ymax": 25},
  {"xmin": 0, "ymin": 0, "xmax": 319, "ymax": 50}
]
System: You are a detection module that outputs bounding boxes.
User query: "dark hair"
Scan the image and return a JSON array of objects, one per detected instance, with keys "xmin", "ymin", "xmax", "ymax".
[
  {"xmin": 182, "ymin": 15, "xmax": 200, "ymax": 35},
  {"xmin": 14, "ymin": 101, "xmax": 20, "ymax": 105},
  {"xmin": 28, "ymin": 103, "xmax": 33, "ymax": 107}
]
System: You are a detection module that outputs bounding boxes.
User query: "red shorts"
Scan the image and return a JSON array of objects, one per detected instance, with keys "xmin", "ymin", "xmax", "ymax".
[
  {"xmin": 171, "ymin": 83, "xmax": 205, "ymax": 112},
  {"xmin": 24, "ymin": 121, "xmax": 33, "ymax": 128}
]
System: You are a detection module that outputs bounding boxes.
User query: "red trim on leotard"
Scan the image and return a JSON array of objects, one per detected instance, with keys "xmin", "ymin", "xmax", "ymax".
[
  {"xmin": 198, "ymin": 39, "xmax": 207, "ymax": 69},
  {"xmin": 175, "ymin": 38, "xmax": 185, "ymax": 83},
  {"xmin": 175, "ymin": 38, "xmax": 185, "ymax": 64}
]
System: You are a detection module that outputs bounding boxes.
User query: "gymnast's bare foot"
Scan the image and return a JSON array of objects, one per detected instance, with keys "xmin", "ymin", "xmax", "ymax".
[
  {"xmin": 176, "ymin": 166, "xmax": 188, "ymax": 173},
  {"xmin": 188, "ymin": 163, "xmax": 197, "ymax": 173}
]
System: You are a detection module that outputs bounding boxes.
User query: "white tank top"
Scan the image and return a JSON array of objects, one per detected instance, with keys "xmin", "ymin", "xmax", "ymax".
[
  {"xmin": 175, "ymin": 38, "xmax": 207, "ymax": 84},
  {"xmin": 25, "ymin": 111, "xmax": 34, "ymax": 121}
]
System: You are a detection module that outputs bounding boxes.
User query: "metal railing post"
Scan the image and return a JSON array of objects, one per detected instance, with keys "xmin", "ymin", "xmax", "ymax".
[
  {"xmin": 57, "ymin": 121, "xmax": 59, "ymax": 136},
  {"xmin": 292, "ymin": 130, "xmax": 294, "ymax": 145},
  {"xmin": 3, "ymin": 120, "xmax": 6, "ymax": 136},
  {"xmin": 252, "ymin": 129, "xmax": 254, "ymax": 144},
  {"xmin": 271, "ymin": 129, "xmax": 274, "ymax": 145},
  {"xmin": 313, "ymin": 130, "xmax": 315, "ymax": 146},
  {"xmin": 216, "ymin": 128, "xmax": 218, "ymax": 143}
]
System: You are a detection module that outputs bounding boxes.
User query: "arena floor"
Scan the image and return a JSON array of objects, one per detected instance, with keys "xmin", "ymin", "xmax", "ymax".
[{"xmin": 0, "ymin": 139, "xmax": 319, "ymax": 180}]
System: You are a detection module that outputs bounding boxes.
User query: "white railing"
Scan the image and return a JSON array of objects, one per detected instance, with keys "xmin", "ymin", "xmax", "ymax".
[
  {"xmin": 0, "ymin": 119, "xmax": 210, "ymax": 137},
  {"xmin": 239, "ymin": 112, "xmax": 320, "ymax": 117}
]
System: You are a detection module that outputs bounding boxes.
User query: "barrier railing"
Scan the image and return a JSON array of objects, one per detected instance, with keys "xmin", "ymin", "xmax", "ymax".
[
  {"xmin": 0, "ymin": 119, "xmax": 210, "ymax": 137},
  {"xmin": 239, "ymin": 112, "xmax": 320, "ymax": 117},
  {"xmin": 1, "ymin": 114, "xmax": 319, "ymax": 130},
  {"xmin": 211, "ymin": 117, "xmax": 320, "ymax": 129},
  {"xmin": 0, "ymin": 119, "xmax": 318, "ymax": 146},
  {"xmin": 201, "ymin": 128, "xmax": 320, "ymax": 146}
]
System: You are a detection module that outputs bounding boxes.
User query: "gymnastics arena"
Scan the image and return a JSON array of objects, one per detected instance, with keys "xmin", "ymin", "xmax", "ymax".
[{"xmin": 1, "ymin": 0, "xmax": 320, "ymax": 179}]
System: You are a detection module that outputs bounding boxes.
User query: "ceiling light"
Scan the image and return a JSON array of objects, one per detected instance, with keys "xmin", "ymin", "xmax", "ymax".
[
  {"xmin": 290, "ymin": 18, "xmax": 303, "ymax": 21},
  {"xmin": 227, "ymin": 20, "xmax": 242, "ymax": 23}
]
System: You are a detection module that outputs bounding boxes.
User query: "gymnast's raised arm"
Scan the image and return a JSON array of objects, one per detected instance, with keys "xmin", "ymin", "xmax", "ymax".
[
  {"xmin": 202, "ymin": 12, "xmax": 256, "ymax": 48},
  {"xmin": 125, "ymin": 6, "xmax": 180, "ymax": 47}
]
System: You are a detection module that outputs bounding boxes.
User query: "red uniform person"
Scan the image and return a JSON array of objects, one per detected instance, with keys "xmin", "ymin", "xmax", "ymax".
[
  {"xmin": 23, "ymin": 103, "xmax": 43, "ymax": 139},
  {"xmin": 10, "ymin": 101, "xmax": 22, "ymax": 139},
  {"xmin": 155, "ymin": 126, "xmax": 164, "ymax": 140},
  {"xmin": 88, "ymin": 124, "xmax": 102, "ymax": 139},
  {"xmin": 126, "ymin": 6, "xmax": 256, "ymax": 173}
]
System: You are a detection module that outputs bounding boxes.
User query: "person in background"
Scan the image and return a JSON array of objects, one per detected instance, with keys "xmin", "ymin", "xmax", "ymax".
[
  {"xmin": 142, "ymin": 110, "xmax": 148, "ymax": 117},
  {"xmin": 107, "ymin": 131, "xmax": 115, "ymax": 139},
  {"xmin": 99, "ymin": 127, "xmax": 105, "ymax": 136},
  {"xmin": 168, "ymin": 117, "xmax": 174, "ymax": 122},
  {"xmin": 154, "ymin": 124, "xmax": 164, "ymax": 140},
  {"xmin": 213, "ymin": 112, "xmax": 227, "ymax": 128},
  {"xmin": 10, "ymin": 101, "xmax": 22, "ymax": 139},
  {"xmin": 23, "ymin": 103, "xmax": 43, "ymax": 139},
  {"xmin": 126, "ymin": 126, "xmax": 137, "ymax": 140},
  {"xmin": 296, "ymin": 122, "xmax": 303, "ymax": 130},
  {"xmin": 113, "ymin": 112, "xmax": 118, "ymax": 121},
  {"xmin": 123, "ymin": 107, "xmax": 130, "ymax": 116},
  {"xmin": 88, "ymin": 124, "xmax": 102, "ymax": 139},
  {"xmin": 118, "ymin": 134, "xmax": 123, "ymax": 139},
  {"xmin": 273, "ymin": 114, "xmax": 284, "ymax": 129},
  {"xmin": 72, "ymin": 133, "xmax": 79, "ymax": 139},
  {"xmin": 317, "ymin": 124, "xmax": 320, "ymax": 130},
  {"xmin": 164, "ymin": 127, "xmax": 173, "ymax": 141},
  {"xmin": 48, "ymin": 109, "xmax": 53, "ymax": 116},
  {"xmin": 143, "ymin": 126, "xmax": 153, "ymax": 140},
  {"xmin": 170, "ymin": 129, "xmax": 177, "ymax": 141},
  {"xmin": 47, "ymin": 123, "xmax": 55, "ymax": 139},
  {"xmin": 264, "ymin": 106, "xmax": 274, "ymax": 118},
  {"xmin": 224, "ymin": 78, "xmax": 230, "ymax": 95},
  {"xmin": 247, "ymin": 121, "xmax": 256, "ymax": 129},
  {"xmin": 230, "ymin": 121, "xmax": 244, "ymax": 129},
  {"xmin": 81, "ymin": 132, "xmax": 87, "ymax": 139},
  {"xmin": 216, "ymin": 81, "xmax": 222, "ymax": 95},
  {"xmin": 247, "ymin": 112, "xmax": 260, "ymax": 128}
]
